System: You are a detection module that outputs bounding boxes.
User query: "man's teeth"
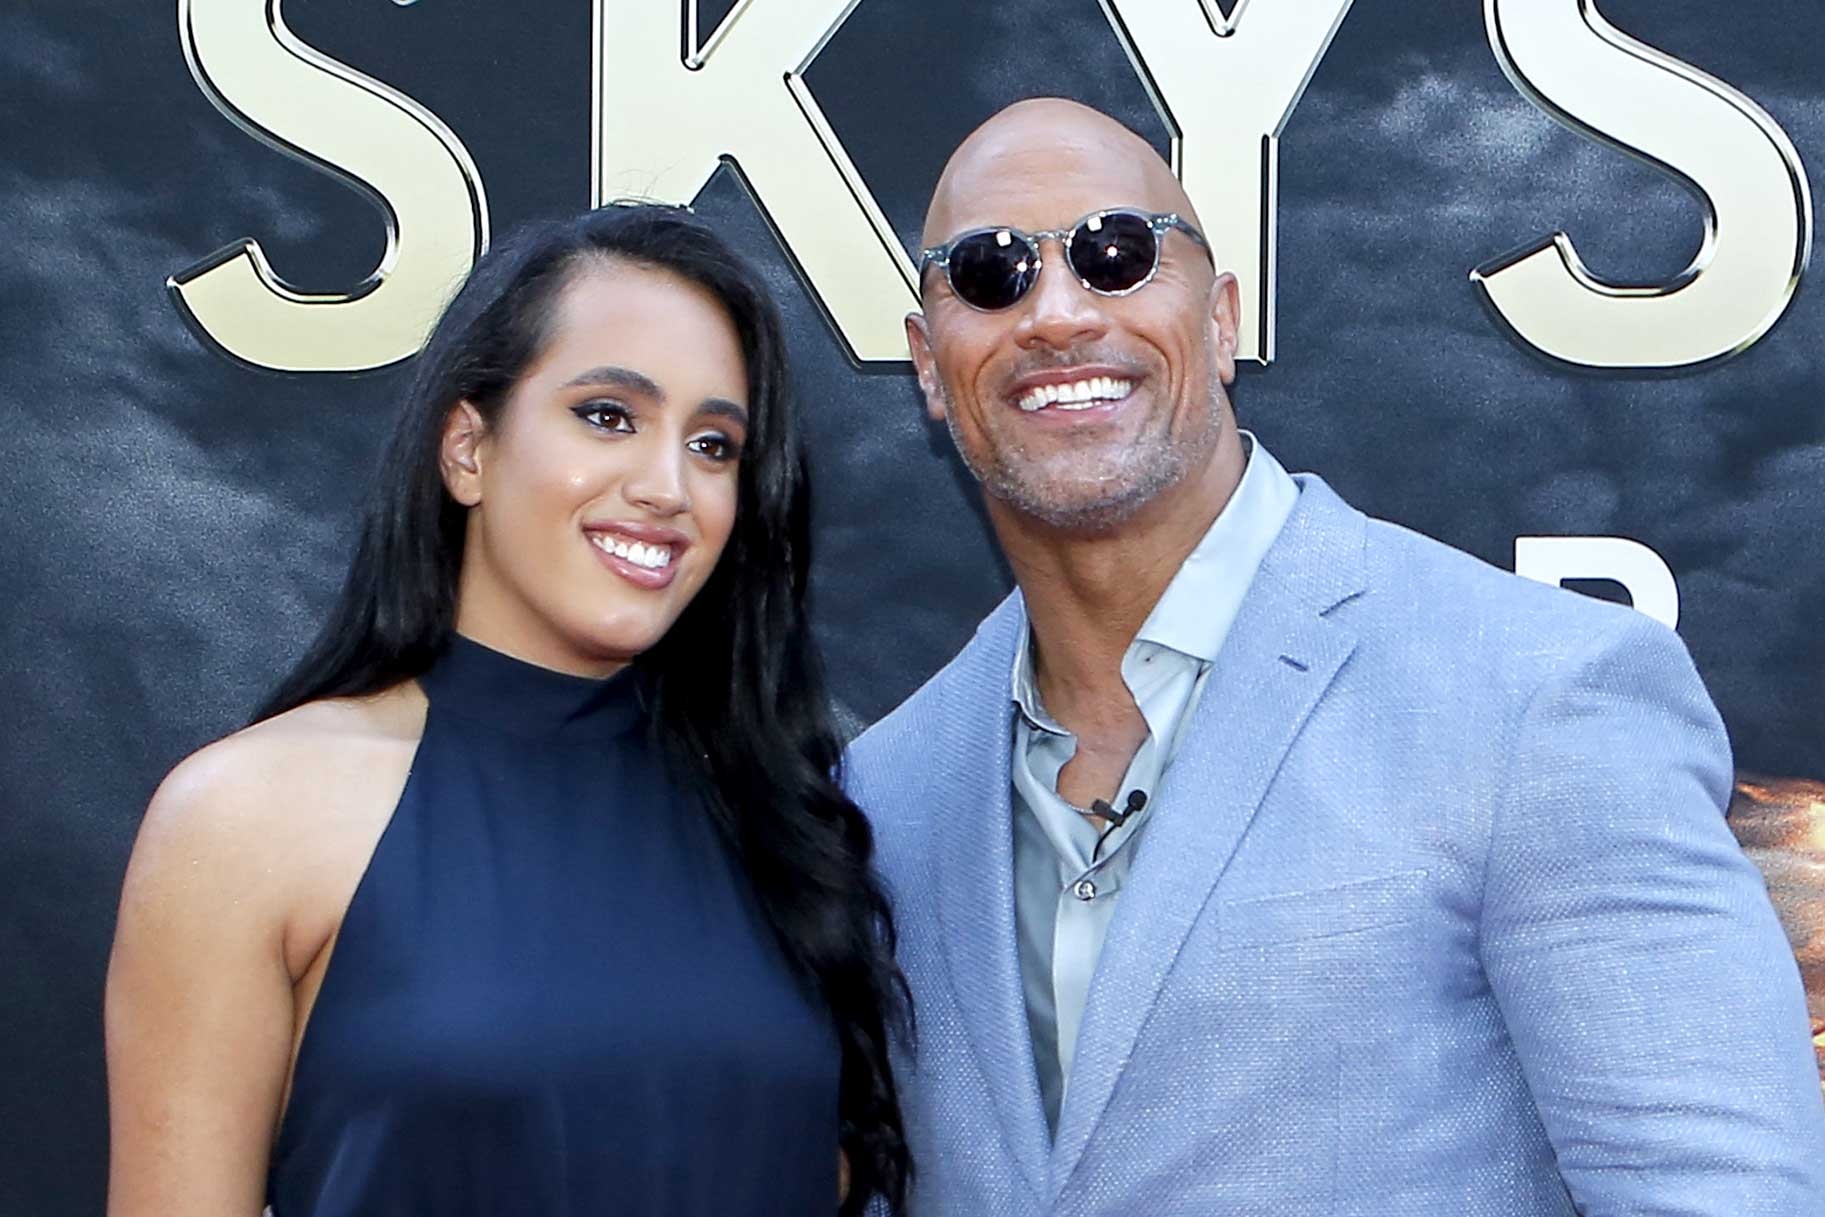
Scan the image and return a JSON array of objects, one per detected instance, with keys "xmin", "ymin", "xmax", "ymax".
[
  {"xmin": 591, "ymin": 534, "xmax": 673, "ymax": 570},
  {"xmin": 1016, "ymin": 377, "xmax": 1135, "ymax": 413}
]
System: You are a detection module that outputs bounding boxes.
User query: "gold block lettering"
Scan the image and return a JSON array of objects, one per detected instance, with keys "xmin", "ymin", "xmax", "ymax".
[
  {"xmin": 170, "ymin": 0, "xmax": 489, "ymax": 373},
  {"xmin": 1476, "ymin": 0, "xmax": 1811, "ymax": 369}
]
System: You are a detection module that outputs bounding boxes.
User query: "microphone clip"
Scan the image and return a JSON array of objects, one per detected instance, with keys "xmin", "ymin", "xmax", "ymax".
[{"xmin": 1088, "ymin": 788, "xmax": 1148, "ymax": 828}]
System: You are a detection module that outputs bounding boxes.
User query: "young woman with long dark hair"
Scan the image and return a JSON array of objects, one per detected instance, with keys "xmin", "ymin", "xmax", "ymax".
[{"xmin": 105, "ymin": 204, "xmax": 909, "ymax": 1216}]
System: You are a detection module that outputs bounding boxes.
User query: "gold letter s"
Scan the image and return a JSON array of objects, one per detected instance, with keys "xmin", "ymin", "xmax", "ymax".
[
  {"xmin": 170, "ymin": 0, "xmax": 489, "ymax": 373},
  {"xmin": 1476, "ymin": 0, "xmax": 1810, "ymax": 369}
]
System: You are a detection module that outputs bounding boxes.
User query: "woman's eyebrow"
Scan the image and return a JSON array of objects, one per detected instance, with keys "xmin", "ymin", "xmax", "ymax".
[
  {"xmin": 559, "ymin": 365, "xmax": 662, "ymax": 397},
  {"xmin": 697, "ymin": 398, "xmax": 750, "ymax": 428}
]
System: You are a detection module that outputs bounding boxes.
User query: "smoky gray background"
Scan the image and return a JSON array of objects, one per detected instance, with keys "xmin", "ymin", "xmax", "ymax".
[{"xmin": 2, "ymin": 1, "xmax": 1820, "ymax": 1212}]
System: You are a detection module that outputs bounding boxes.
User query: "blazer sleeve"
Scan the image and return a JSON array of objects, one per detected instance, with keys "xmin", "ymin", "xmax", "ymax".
[{"xmin": 1478, "ymin": 609, "xmax": 1825, "ymax": 1216}]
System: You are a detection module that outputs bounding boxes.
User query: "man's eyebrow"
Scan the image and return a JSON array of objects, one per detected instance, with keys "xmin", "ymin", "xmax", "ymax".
[{"xmin": 559, "ymin": 365, "xmax": 662, "ymax": 397}]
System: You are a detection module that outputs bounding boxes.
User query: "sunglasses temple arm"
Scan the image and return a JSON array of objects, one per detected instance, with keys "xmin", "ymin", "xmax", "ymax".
[{"xmin": 1169, "ymin": 216, "xmax": 1209, "ymax": 249}]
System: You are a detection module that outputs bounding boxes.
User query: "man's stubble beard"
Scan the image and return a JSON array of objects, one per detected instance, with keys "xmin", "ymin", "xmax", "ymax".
[{"xmin": 944, "ymin": 373, "xmax": 1228, "ymax": 534}]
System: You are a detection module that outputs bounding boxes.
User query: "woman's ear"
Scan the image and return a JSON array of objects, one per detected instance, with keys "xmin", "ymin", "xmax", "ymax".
[{"xmin": 440, "ymin": 400, "xmax": 488, "ymax": 506}]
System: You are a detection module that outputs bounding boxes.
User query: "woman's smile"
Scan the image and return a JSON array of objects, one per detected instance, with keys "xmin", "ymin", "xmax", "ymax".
[{"xmin": 585, "ymin": 520, "xmax": 691, "ymax": 589}]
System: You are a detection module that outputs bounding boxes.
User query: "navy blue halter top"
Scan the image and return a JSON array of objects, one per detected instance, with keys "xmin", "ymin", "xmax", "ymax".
[{"xmin": 267, "ymin": 637, "xmax": 840, "ymax": 1216}]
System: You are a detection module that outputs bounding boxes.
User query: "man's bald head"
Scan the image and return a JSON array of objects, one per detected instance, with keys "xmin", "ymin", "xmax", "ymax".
[{"xmin": 922, "ymin": 98, "xmax": 1203, "ymax": 248}]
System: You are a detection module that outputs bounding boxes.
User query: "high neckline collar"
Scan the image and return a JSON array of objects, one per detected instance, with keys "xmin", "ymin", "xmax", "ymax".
[{"xmin": 418, "ymin": 634, "xmax": 646, "ymax": 741}]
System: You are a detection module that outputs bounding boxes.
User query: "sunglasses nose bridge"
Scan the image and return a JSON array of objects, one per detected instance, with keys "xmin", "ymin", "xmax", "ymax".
[
  {"xmin": 1030, "ymin": 229, "xmax": 1074, "ymax": 272},
  {"xmin": 1015, "ymin": 236, "xmax": 1112, "ymax": 347}
]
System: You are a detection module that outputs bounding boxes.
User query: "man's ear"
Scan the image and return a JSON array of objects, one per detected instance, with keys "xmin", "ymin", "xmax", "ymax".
[
  {"xmin": 440, "ymin": 400, "xmax": 487, "ymax": 507},
  {"xmin": 905, "ymin": 312, "xmax": 950, "ymax": 424},
  {"xmin": 1207, "ymin": 270, "xmax": 1241, "ymax": 386}
]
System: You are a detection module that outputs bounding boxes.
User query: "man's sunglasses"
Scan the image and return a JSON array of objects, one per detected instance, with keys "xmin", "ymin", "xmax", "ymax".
[{"xmin": 918, "ymin": 208, "xmax": 1212, "ymax": 312}]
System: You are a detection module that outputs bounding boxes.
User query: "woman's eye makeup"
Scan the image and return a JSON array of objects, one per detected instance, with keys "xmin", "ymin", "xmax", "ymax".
[
  {"xmin": 688, "ymin": 431, "xmax": 743, "ymax": 463},
  {"xmin": 571, "ymin": 400, "xmax": 634, "ymax": 432},
  {"xmin": 568, "ymin": 395, "xmax": 743, "ymax": 461}
]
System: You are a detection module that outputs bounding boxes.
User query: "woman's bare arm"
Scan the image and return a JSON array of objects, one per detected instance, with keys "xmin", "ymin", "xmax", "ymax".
[
  {"xmin": 105, "ymin": 737, "xmax": 303, "ymax": 1216},
  {"xmin": 106, "ymin": 690, "xmax": 423, "ymax": 1216}
]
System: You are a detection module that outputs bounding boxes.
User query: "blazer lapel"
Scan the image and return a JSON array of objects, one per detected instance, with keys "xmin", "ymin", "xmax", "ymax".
[
  {"xmin": 1049, "ymin": 476, "xmax": 1368, "ymax": 1193},
  {"xmin": 930, "ymin": 593, "xmax": 1053, "ymax": 1203}
]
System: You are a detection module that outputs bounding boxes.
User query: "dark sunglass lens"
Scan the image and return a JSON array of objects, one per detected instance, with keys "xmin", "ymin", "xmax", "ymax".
[
  {"xmin": 948, "ymin": 231, "xmax": 1037, "ymax": 310},
  {"xmin": 1069, "ymin": 212, "xmax": 1158, "ymax": 294}
]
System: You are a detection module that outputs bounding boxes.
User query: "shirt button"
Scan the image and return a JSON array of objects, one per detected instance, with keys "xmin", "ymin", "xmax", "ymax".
[{"xmin": 1071, "ymin": 879, "xmax": 1098, "ymax": 901}]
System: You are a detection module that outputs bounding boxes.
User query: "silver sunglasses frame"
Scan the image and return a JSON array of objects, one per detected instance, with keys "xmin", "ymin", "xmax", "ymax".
[{"xmin": 917, "ymin": 208, "xmax": 1212, "ymax": 310}]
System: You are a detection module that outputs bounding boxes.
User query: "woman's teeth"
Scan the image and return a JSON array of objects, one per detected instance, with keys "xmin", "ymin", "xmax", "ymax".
[
  {"xmin": 1016, "ymin": 376, "xmax": 1134, "ymax": 413},
  {"xmin": 591, "ymin": 534, "xmax": 673, "ymax": 570}
]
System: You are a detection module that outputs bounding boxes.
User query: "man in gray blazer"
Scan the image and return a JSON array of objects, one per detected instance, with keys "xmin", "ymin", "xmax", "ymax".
[{"xmin": 845, "ymin": 97, "xmax": 1825, "ymax": 1215}]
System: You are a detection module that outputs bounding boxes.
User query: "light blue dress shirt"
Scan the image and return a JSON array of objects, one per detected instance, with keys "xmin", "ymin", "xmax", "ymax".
[{"xmin": 1010, "ymin": 433, "xmax": 1299, "ymax": 1131}]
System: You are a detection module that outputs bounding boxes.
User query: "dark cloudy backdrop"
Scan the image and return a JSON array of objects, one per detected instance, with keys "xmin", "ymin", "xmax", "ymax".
[{"xmin": 2, "ymin": 1, "xmax": 1820, "ymax": 1212}]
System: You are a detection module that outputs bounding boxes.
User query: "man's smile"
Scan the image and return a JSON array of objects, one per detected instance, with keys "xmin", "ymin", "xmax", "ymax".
[
  {"xmin": 1014, "ymin": 375, "xmax": 1136, "ymax": 413},
  {"xmin": 1004, "ymin": 366, "xmax": 1143, "ymax": 423}
]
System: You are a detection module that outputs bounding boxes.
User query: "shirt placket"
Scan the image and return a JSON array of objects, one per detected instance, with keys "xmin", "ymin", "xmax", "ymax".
[{"xmin": 1048, "ymin": 730, "xmax": 1155, "ymax": 1094}]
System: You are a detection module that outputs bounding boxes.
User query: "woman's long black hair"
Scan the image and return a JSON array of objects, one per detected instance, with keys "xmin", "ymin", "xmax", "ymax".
[{"xmin": 257, "ymin": 204, "xmax": 910, "ymax": 1213}]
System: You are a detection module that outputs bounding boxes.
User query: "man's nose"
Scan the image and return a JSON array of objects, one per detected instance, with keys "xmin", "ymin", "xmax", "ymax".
[{"xmin": 1014, "ymin": 240, "xmax": 1109, "ymax": 351}]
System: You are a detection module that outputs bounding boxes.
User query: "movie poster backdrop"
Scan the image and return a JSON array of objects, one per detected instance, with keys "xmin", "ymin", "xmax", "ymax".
[{"xmin": 2, "ymin": 2, "xmax": 1820, "ymax": 1212}]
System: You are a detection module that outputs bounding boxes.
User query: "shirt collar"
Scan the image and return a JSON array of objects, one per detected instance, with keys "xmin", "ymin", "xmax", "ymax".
[
  {"xmin": 1010, "ymin": 432, "xmax": 1299, "ymax": 726},
  {"xmin": 1134, "ymin": 431, "xmax": 1297, "ymax": 661}
]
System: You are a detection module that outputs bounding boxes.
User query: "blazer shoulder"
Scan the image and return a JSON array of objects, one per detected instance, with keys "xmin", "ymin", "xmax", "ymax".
[
  {"xmin": 1286, "ymin": 474, "xmax": 1655, "ymax": 666},
  {"xmin": 1358, "ymin": 512, "xmax": 1668, "ymax": 657}
]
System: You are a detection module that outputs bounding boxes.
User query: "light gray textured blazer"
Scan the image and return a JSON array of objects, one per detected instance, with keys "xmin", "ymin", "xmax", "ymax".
[{"xmin": 846, "ymin": 474, "xmax": 1825, "ymax": 1217}]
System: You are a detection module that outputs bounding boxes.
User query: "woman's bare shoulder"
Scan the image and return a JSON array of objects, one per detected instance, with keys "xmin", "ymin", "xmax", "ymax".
[
  {"xmin": 107, "ymin": 686, "xmax": 430, "ymax": 1211},
  {"xmin": 134, "ymin": 683, "xmax": 428, "ymax": 893}
]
